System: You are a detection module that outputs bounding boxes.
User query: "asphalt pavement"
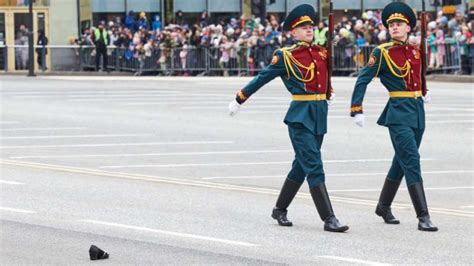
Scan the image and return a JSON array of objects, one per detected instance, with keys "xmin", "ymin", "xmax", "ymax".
[{"xmin": 0, "ymin": 76, "xmax": 472, "ymax": 265}]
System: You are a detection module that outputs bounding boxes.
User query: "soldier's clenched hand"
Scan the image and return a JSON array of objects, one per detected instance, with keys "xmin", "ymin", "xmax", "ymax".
[
  {"xmin": 422, "ymin": 90, "xmax": 431, "ymax": 103},
  {"xmin": 353, "ymin": 113, "xmax": 365, "ymax": 127},
  {"xmin": 228, "ymin": 99, "xmax": 241, "ymax": 116},
  {"xmin": 327, "ymin": 93, "xmax": 335, "ymax": 106}
]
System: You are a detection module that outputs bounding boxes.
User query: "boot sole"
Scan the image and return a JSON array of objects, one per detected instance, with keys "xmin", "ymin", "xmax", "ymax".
[
  {"xmin": 271, "ymin": 214, "xmax": 293, "ymax": 226},
  {"xmin": 324, "ymin": 225, "xmax": 349, "ymax": 232},
  {"xmin": 418, "ymin": 225, "xmax": 438, "ymax": 232},
  {"xmin": 375, "ymin": 209, "xmax": 400, "ymax": 224}
]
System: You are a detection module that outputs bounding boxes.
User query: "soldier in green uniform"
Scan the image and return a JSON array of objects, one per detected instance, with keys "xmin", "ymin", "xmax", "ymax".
[
  {"xmin": 228, "ymin": 4, "xmax": 349, "ymax": 232},
  {"xmin": 350, "ymin": 2, "xmax": 437, "ymax": 231}
]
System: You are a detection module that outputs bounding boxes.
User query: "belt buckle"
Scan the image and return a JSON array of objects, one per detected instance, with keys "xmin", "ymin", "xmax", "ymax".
[{"xmin": 414, "ymin": 91, "xmax": 420, "ymax": 98}]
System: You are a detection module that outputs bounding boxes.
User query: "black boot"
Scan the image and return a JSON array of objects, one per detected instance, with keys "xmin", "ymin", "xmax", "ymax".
[
  {"xmin": 375, "ymin": 178, "xmax": 401, "ymax": 224},
  {"xmin": 271, "ymin": 178, "xmax": 302, "ymax": 226},
  {"xmin": 310, "ymin": 184, "xmax": 349, "ymax": 232},
  {"xmin": 408, "ymin": 183, "xmax": 438, "ymax": 232}
]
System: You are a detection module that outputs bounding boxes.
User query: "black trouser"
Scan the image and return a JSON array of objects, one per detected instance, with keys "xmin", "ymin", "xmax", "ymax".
[
  {"xmin": 36, "ymin": 52, "xmax": 46, "ymax": 70},
  {"xmin": 95, "ymin": 47, "xmax": 108, "ymax": 71}
]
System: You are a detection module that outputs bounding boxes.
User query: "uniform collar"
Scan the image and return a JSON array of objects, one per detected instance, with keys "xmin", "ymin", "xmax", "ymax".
[
  {"xmin": 297, "ymin": 41, "xmax": 312, "ymax": 47},
  {"xmin": 392, "ymin": 38, "xmax": 408, "ymax": 46}
]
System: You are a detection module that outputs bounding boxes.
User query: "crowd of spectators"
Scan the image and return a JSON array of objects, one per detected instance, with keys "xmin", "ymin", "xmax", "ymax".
[{"xmin": 75, "ymin": 9, "xmax": 474, "ymax": 75}]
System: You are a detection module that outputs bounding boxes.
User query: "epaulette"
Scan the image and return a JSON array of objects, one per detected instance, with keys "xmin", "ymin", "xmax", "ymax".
[
  {"xmin": 279, "ymin": 44, "xmax": 298, "ymax": 53},
  {"xmin": 377, "ymin": 42, "xmax": 394, "ymax": 51}
]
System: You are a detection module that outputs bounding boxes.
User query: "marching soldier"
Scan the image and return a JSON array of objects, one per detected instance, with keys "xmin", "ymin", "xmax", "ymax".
[
  {"xmin": 350, "ymin": 2, "xmax": 437, "ymax": 231},
  {"xmin": 228, "ymin": 4, "xmax": 349, "ymax": 232}
]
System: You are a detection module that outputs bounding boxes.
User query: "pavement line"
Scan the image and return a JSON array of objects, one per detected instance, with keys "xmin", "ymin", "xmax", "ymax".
[
  {"xmin": 81, "ymin": 219, "xmax": 258, "ymax": 247},
  {"xmin": 0, "ymin": 180, "xmax": 25, "ymax": 185},
  {"xmin": 182, "ymin": 106, "xmax": 287, "ymax": 110},
  {"xmin": 0, "ymin": 207, "xmax": 36, "ymax": 214},
  {"xmin": 425, "ymin": 107, "xmax": 474, "ymax": 111},
  {"xmin": 0, "ymin": 141, "xmax": 234, "ymax": 149},
  {"xmin": 0, "ymin": 127, "xmax": 88, "ymax": 131},
  {"xmin": 67, "ymin": 93, "xmax": 235, "ymax": 98},
  {"xmin": 67, "ymin": 94, "xmax": 192, "ymax": 98},
  {"xmin": 316, "ymin": 255, "xmax": 390, "ymax": 266},
  {"xmin": 0, "ymin": 121, "xmax": 20, "ymax": 124},
  {"xmin": 200, "ymin": 170, "xmax": 473, "ymax": 180},
  {"xmin": 427, "ymin": 120, "xmax": 473, "ymax": 124},
  {"xmin": 99, "ymin": 158, "xmax": 434, "ymax": 169},
  {"xmin": 121, "ymin": 100, "xmax": 289, "ymax": 106},
  {"xmin": 2, "ymin": 90, "xmax": 180, "ymax": 95},
  {"xmin": 459, "ymin": 206, "xmax": 474, "ymax": 208},
  {"xmin": 0, "ymin": 134, "xmax": 151, "ymax": 140},
  {"xmin": 1, "ymin": 159, "xmax": 471, "ymax": 218},
  {"xmin": 326, "ymin": 186, "xmax": 474, "ymax": 192},
  {"xmin": 10, "ymin": 150, "xmax": 294, "ymax": 159}
]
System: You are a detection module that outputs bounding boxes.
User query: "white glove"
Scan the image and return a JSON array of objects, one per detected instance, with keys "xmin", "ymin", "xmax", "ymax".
[
  {"xmin": 422, "ymin": 90, "xmax": 431, "ymax": 103},
  {"xmin": 327, "ymin": 93, "xmax": 335, "ymax": 106},
  {"xmin": 353, "ymin": 113, "xmax": 365, "ymax": 127},
  {"xmin": 228, "ymin": 99, "xmax": 241, "ymax": 116}
]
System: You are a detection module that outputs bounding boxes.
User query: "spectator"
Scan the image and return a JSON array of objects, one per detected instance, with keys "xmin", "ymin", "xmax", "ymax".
[
  {"xmin": 125, "ymin": 10, "xmax": 136, "ymax": 31},
  {"xmin": 137, "ymin": 12, "xmax": 149, "ymax": 30},
  {"xmin": 36, "ymin": 29, "xmax": 48, "ymax": 70},
  {"xmin": 14, "ymin": 34, "xmax": 24, "ymax": 70},
  {"xmin": 219, "ymin": 36, "xmax": 232, "ymax": 76},
  {"xmin": 314, "ymin": 21, "xmax": 328, "ymax": 46},
  {"xmin": 93, "ymin": 23, "xmax": 110, "ymax": 72},
  {"xmin": 152, "ymin": 15, "xmax": 162, "ymax": 31},
  {"xmin": 435, "ymin": 28, "xmax": 445, "ymax": 68}
]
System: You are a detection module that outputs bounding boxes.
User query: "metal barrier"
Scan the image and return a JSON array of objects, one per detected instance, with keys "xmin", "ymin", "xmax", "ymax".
[
  {"xmin": 333, "ymin": 44, "xmax": 357, "ymax": 74},
  {"xmin": 353, "ymin": 42, "xmax": 464, "ymax": 75},
  {"xmin": 427, "ymin": 41, "xmax": 462, "ymax": 74},
  {"xmin": 0, "ymin": 43, "xmax": 469, "ymax": 76}
]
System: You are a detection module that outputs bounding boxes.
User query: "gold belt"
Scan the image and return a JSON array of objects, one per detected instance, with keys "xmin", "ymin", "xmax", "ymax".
[
  {"xmin": 389, "ymin": 90, "xmax": 423, "ymax": 98},
  {"xmin": 292, "ymin": 94, "xmax": 327, "ymax": 101}
]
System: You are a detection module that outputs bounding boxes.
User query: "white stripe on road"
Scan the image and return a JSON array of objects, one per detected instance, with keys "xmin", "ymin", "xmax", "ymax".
[
  {"xmin": 2, "ymin": 90, "xmax": 180, "ymax": 95},
  {"xmin": 2, "ymin": 159, "xmax": 472, "ymax": 218},
  {"xmin": 0, "ymin": 121, "xmax": 20, "ymax": 125},
  {"xmin": 425, "ymin": 114, "xmax": 474, "ymax": 117},
  {"xmin": 425, "ymin": 107, "xmax": 474, "ymax": 111},
  {"xmin": 182, "ymin": 105, "xmax": 288, "ymax": 110},
  {"xmin": 200, "ymin": 170, "xmax": 474, "ymax": 180},
  {"xmin": 68, "ymin": 93, "xmax": 242, "ymax": 98},
  {"xmin": 120, "ymin": 101, "xmax": 234, "ymax": 105},
  {"xmin": 327, "ymin": 186, "xmax": 474, "ymax": 193},
  {"xmin": 81, "ymin": 219, "xmax": 258, "ymax": 247},
  {"xmin": 100, "ymin": 161, "xmax": 292, "ymax": 169},
  {"xmin": 0, "ymin": 127, "xmax": 88, "ymax": 131},
  {"xmin": 427, "ymin": 120, "xmax": 473, "ymax": 124},
  {"xmin": 10, "ymin": 150, "xmax": 293, "ymax": 159},
  {"xmin": 0, "ymin": 141, "xmax": 234, "ymax": 149},
  {"xmin": 0, "ymin": 180, "xmax": 25, "ymax": 185},
  {"xmin": 317, "ymin": 255, "xmax": 390, "ymax": 266},
  {"xmin": 0, "ymin": 134, "xmax": 151, "ymax": 140},
  {"xmin": 459, "ymin": 206, "xmax": 474, "ymax": 208},
  {"xmin": 121, "ymin": 100, "xmax": 289, "ymax": 106},
  {"xmin": 0, "ymin": 207, "xmax": 36, "ymax": 214},
  {"xmin": 100, "ymin": 158, "xmax": 435, "ymax": 169}
]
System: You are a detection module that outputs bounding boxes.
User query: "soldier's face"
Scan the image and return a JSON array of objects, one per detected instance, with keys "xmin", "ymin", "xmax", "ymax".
[
  {"xmin": 291, "ymin": 24, "xmax": 314, "ymax": 43},
  {"xmin": 388, "ymin": 21, "xmax": 411, "ymax": 41}
]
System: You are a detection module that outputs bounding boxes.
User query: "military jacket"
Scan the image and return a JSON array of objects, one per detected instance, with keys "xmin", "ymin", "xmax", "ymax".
[
  {"xmin": 236, "ymin": 42, "xmax": 331, "ymax": 135},
  {"xmin": 350, "ymin": 40, "xmax": 426, "ymax": 129}
]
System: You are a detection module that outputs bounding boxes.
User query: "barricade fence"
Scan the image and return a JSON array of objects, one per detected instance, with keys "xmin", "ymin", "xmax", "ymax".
[{"xmin": 1, "ymin": 43, "xmax": 471, "ymax": 76}]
